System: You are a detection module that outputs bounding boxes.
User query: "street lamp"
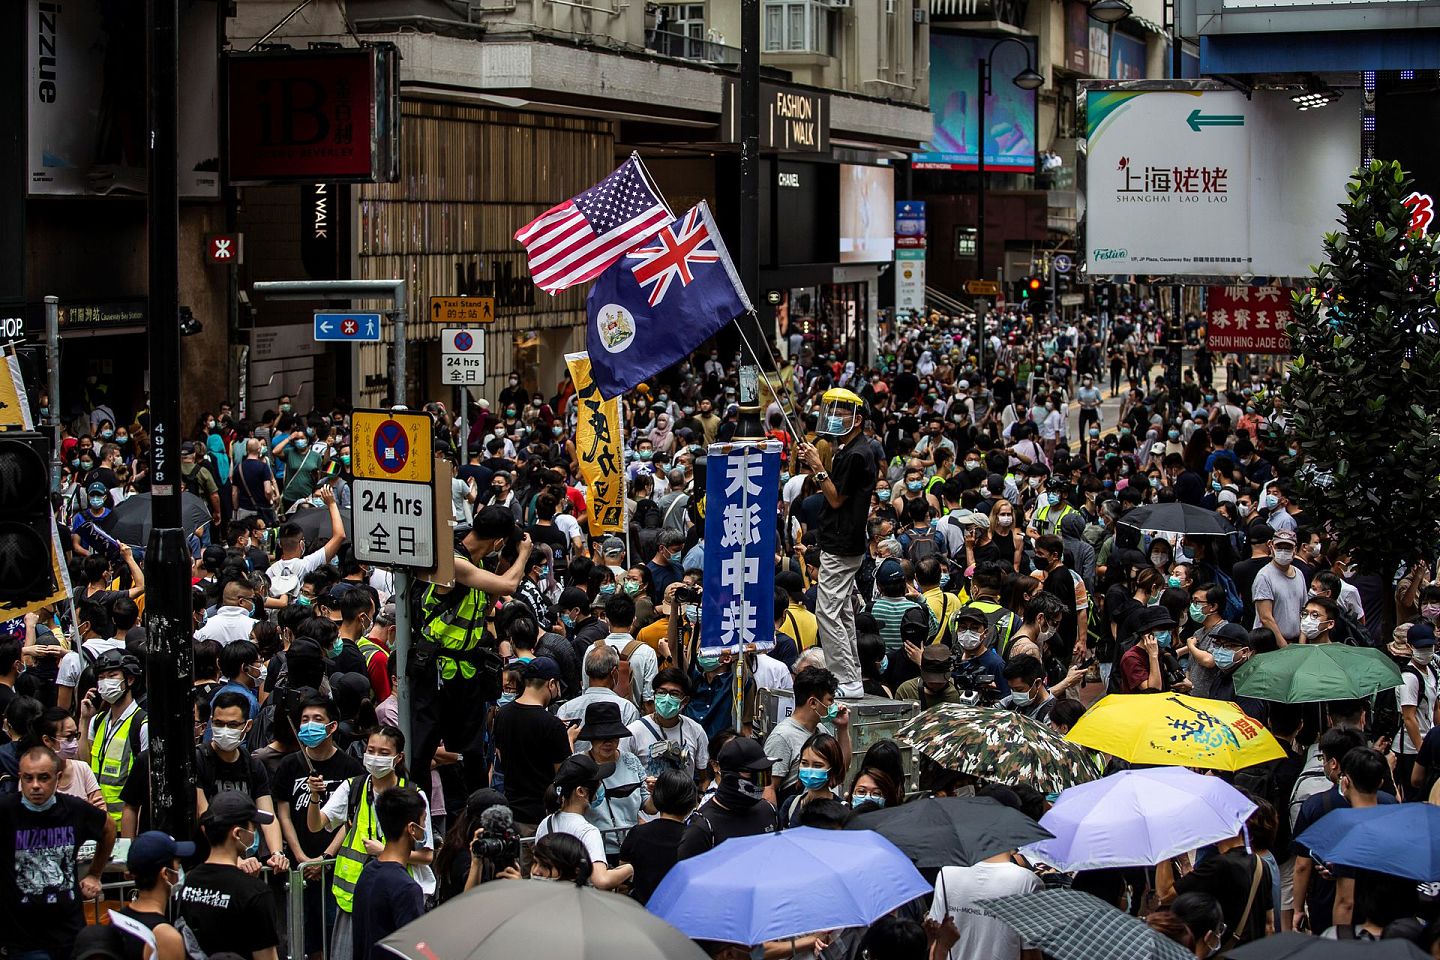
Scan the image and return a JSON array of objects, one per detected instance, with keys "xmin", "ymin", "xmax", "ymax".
[{"xmin": 1089, "ymin": 0, "xmax": 1134, "ymax": 24}]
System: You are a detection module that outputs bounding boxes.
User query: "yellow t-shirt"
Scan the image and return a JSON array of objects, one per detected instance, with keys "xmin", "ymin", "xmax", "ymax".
[{"xmin": 777, "ymin": 602, "xmax": 820, "ymax": 652}]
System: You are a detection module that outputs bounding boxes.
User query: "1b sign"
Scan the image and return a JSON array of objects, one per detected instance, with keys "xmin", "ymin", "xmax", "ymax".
[
  {"xmin": 353, "ymin": 479, "xmax": 436, "ymax": 568},
  {"xmin": 441, "ymin": 328, "xmax": 485, "ymax": 385}
]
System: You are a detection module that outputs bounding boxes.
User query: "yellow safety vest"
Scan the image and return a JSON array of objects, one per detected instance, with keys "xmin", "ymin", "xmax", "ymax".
[
  {"xmin": 331, "ymin": 774, "xmax": 409, "ymax": 913},
  {"xmin": 1033, "ymin": 502, "xmax": 1075, "ymax": 537},
  {"xmin": 92, "ymin": 704, "xmax": 144, "ymax": 824},
  {"xmin": 357, "ymin": 638, "xmax": 385, "ymax": 671},
  {"xmin": 421, "ymin": 580, "xmax": 490, "ymax": 680}
]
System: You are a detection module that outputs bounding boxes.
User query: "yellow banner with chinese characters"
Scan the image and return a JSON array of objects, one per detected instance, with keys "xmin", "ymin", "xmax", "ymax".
[
  {"xmin": 565, "ymin": 351, "xmax": 625, "ymax": 536},
  {"xmin": 0, "ymin": 348, "xmax": 33, "ymax": 429}
]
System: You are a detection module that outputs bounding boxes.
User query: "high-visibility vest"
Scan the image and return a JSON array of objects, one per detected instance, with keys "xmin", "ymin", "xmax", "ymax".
[
  {"xmin": 92, "ymin": 704, "xmax": 144, "ymax": 824},
  {"xmin": 331, "ymin": 774, "xmax": 409, "ymax": 912},
  {"xmin": 421, "ymin": 576, "xmax": 489, "ymax": 681},
  {"xmin": 357, "ymin": 637, "xmax": 386, "ymax": 671},
  {"xmin": 1033, "ymin": 501, "xmax": 1075, "ymax": 538}
]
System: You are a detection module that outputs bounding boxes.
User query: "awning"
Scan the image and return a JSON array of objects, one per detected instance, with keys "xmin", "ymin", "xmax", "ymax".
[
  {"xmin": 1128, "ymin": 13, "xmax": 1167, "ymax": 36},
  {"xmin": 931, "ymin": 0, "xmax": 981, "ymax": 15}
]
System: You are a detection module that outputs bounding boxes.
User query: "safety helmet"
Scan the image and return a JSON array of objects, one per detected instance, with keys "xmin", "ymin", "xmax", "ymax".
[{"xmin": 817, "ymin": 387, "xmax": 866, "ymax": 437}]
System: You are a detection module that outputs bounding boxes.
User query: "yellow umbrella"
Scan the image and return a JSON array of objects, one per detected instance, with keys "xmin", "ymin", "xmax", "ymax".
[{"xmin": 1065, "ymin": 693, "xmax": 1285, "ymax": 771}]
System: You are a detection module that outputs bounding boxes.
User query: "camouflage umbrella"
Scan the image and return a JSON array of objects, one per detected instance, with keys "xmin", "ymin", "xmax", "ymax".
[{"xmin": 895, "ymin": 703, "xmax": 1104, "ymax": 795}]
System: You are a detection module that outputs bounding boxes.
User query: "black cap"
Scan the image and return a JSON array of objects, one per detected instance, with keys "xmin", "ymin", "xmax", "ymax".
[
  {"xmin": 464, "ymin": 788, "xmax": 509, "ymax": 822},
  {"xmin": 523, "ymin": 656, "xmax": 561, "ymax": 681},
  {"xmin": 1135, "ymin": 605, "xmax": 1178, "ymax": 632},
  {"xmin": 200, "ymin": 790, "xmax": 274, "ymax": 827},
  {"xmin": 554, "ymin": 754, "xmax": 615, "ymax": 789},
  {"xmin": 126, "ymin": 831, "xmax": 197, "ymax": 873},
  {"xmin": 717, "ymin": 736, "xmax": 776, "ymax": 773},
  {"xmin": 1210, "ymin": 622, "xmax": 1253, "ymax": 647}
]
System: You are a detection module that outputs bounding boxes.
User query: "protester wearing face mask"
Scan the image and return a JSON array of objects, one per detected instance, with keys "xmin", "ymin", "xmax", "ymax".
[
  {"xmin": 312, "ymin": 725, "xmax": 435, "ymax": 960},
  {"xmin": 195, "ymin": 691, "xmax": 288, "ymax": 875},
  {"xmin": 1253, "ymin": 529, "xmax": 1306, "ymax": 646},
  {"xmin": 1118, "ymin": 606, "xmax": 1187, "ymax": 693},
  {"xmin": 0, "ymin": 746, "xmax": 115, "ymax": 959},
  {"xmin": 179, "ymin": 791, "xmax": 282, "ymax": 960},
  {"xmin": 78, "ymin": 649, "xmax": 148, "ymax": 828},
  {"xmin": 1393, "ymin": 622, "xmax": 1438, "ymax": 797},
  {"xmin": 535, "ymin": 754, "xmax": 634, "ymax": 890},
  {"xmin": 1297, "ymin": 597, "xmax": 1339, "ymax": 645},
  {"xmin": 677, "ymin": 736, "xmax": 778, "ymax": 859},
  {"xmin": 33, "ymin": 707, "xmax": 103, "ymax": 807},
  {"xmin": 895, "ymin": 644, "xmax": 965, "ymax": 708},
  {"xmin": 1184, "ymin": 584, "xmax": 1232, "ymax": 697},
  {"xmin": 110, "ymin": 830, "xmax": 195, "ymax": 960},
  {"xmin": 625, "ymin": 667, "xmax": 709, "ymax": 782},
  {"xmin": 1001, "ymin": 654, "xmax": 1084, "ymax": 723},
  {"xmin": 762, "ymin": 666, "xmax": 852, "ymax": 808},
  {"xmin": 492, "ymin": 657, "xmax": 575, "ymax": 833},
  {"xmin": 272, "ymin": 694, "xmax": 362, "ymax": 960},
  {"xmin": 352, "ymin": 785, "xmax": 430, "ymax": 959}
]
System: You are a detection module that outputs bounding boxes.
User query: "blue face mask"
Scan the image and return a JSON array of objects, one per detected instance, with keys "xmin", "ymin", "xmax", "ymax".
[
  {"xmin": 1154, "ymin": 630, "xmax": 1173, "ymax": 648},
  {"xmin": 590, "ymin": 785, "xmax": 607, "ymax": 808},
  {"xmin": 1045, "ymin": 492, "xmax": 1060, "ymax": 507},
  {"xmin": 329, "ymin": 639, "xmax": 343, "ymax": 658},
  {"xmin": 877, "ymin": 488, "xmax": 892, "ymax": 502},
  {"xmin": 294, "ymin": 438, "xmax": 309, "ymax": 450},
  {"xmin": 851, "ymin": 794, "xmax": 884, "ymax": 809},
  {"xmin": 560, "ymin": 614, "xmax": 575, "ymax": 629},
  {"xmin": 599, "ymin": 584, "xmax": 617, "ymax": 599},
  {"xmin": 497, "ymin": 692, "xmax": 518, "ymax": 705},
  {"xmin": 1211, "ymin": 480, "xmax": 1223, "ymax": 492},
  {"xmin": 907, "ymin": 480, "xmax": 924, "ymax": 492},
  {"xmin": 797, "ymin": 767, "xmax": 830, "ymax": 791},
  {"xmin": 297, "ymin": 721, "xmax": 330, "ymax": 748},
  {"xmin": 21, "ymin": 794, "xmax": 57, "ymax": 813},
  {"xmin": 880, "ymin": 654, "xmax": 889, "ymax": 674},
  {"xmin": 1211, "ymin": 647, "xmax": 1236, "ymax": 669}
]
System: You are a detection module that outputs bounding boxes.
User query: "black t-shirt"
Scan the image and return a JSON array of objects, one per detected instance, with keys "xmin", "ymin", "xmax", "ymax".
[
  {"xmin": 676, "ymin": 797, "xmax": 778, "ymax": 861},
  {"xmin": 0, "ymin": 792, "xmax": 108, "ymax": 955},
  {"xmin": 196, "ymin": 744, "xmax": 272, "ymax": 802},
  {"xmin": 491, "ymin": 702, "xmax": 571, "ymax": 823},
  {"xmin": 352, "ymin": 859, "xmax": 424, "ymax": 959},
  {"xmin": 458, "ymin": 462, "xmax": 494, "ymax": 492},
  {"xmin": 333, "ymin": 639, "xmax": 369, "ymax": 677},
  {"xmin": 272, "ymin": 748, "xmax": 364, "ymax": 859},
  {"xmin": 177, "ymin": 862, "xmax": 279, "ymax": 957},
  {"xmin": 1174, "ymin": 849, "xmax": 1273, "ymax": 947},
  {"xmin": 619, "ymin": 817, "xmax": 686, "ymax": 904},
  {"xmin": 1232, "ymin": 557, "xmax": 1270, "ymax": 625},
  {"xmin": 527, "ymin": 522, "xmax": 569, "ymax": 562},
  {"xmin": 818, "ymin": 438, "xmax": 880, "ymax": 557}
]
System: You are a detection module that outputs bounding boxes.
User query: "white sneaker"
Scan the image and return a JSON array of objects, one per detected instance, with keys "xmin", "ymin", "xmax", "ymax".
[{"xmin": 836, "ymin": 681, "xmax": 866, "ymax": 700}]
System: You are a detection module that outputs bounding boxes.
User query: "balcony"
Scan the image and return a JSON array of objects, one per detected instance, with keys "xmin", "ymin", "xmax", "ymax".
[{"xmin": 646, "ymin": 28, "xmax": 741, "ymax": 65}]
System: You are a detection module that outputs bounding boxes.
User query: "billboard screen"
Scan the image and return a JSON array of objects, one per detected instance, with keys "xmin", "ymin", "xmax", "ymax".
[
  {"xmin": 1083, "ymin": 86, "xmax": 1357, "ymax": 278},
  {"xmin": 839, "ymin": 164, "xmax": 895, "ymax": 263},
  {"xmin": 913, "ymin": 33, "xmax": 1037, "ymax": 172}
]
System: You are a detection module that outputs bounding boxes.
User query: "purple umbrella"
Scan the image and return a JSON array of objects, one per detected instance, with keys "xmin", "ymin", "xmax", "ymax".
[{"xmin": 1023, "ymin": 767, "xmax": 1256, "ymax": 871}]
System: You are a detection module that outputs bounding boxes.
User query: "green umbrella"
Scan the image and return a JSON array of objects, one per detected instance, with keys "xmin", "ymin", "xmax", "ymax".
[
  {"xmin": 1232, "ymin": 643, "xmax": 1403, "ymax": 703},
  {"xmin": 895, "ymin": 703, "xmax": 1104, "ymax": 795}
]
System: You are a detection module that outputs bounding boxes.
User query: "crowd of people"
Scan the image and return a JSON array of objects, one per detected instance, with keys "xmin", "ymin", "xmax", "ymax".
[{"xmin": 2, "ymin": 299, "xmax": 1438, "ymax": 960}]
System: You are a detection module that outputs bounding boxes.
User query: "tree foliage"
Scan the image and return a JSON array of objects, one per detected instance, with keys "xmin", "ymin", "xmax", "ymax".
[{"xmin": 1282, "ymin": 159, "xmax": 1440, "ymax": 574}]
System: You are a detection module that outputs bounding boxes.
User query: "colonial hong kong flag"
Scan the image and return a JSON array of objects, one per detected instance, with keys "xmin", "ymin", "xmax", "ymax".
[
  {"xmin": 514, "ymin": 154, "xmax": 673, "ymax": 294},
  {"xmin": 586, "ymin": 201, "xmax": 753, "ymax": 400}
]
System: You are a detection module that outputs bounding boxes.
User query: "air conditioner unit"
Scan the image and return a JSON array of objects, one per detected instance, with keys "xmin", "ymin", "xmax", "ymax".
[
  {"xmin": 829, "ymin": 0, "xmax": 852, "ymax": 8},
  {"xmin": 913, "ymin": 7, "xmax": 928, "ymax": 22}
]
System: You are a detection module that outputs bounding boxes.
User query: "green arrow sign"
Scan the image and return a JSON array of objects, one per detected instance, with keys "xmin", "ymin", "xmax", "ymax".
[{"xmin": 1187, "ymin": 108, "xmax": 1245, "ymax": 132}]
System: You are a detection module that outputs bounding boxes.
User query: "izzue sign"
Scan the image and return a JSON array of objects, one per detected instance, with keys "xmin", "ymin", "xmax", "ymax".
[{"xmin": 227, "ymin": 46, "xmax": 400, "ymax": 184}]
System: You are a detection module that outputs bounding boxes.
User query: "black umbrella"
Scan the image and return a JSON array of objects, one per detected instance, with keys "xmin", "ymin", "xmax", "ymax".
[
  {"xmin": 107, "ymin": 492, "xmax": 213, "ymax": 545},
  {"xmin": 285, "ymin": 501, "xmax": 352, "ymax": 541},
  {"xmin": 1117, "ymin": 502, "xmax": 1232, "ymax": 537},
  {"xmin": 1226, "ymin": 932, "xmax": 1428, "ymax": 959},
  {"xmin": 380, "ymin": 879, "xmax": 708, "ymax": 960},
  {"xmin": 845, "ymin": 796, "xmax": 1052, "ymax": 869}
]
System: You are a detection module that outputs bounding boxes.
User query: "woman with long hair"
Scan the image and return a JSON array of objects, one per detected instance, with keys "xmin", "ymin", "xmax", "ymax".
[
  {"xmin": 978, "ymin": 498, "xmax": 1025, "ymax": 572},
  {"xmin": 780, "ymin": 733, "xmax": 845, "ymax": 827},
  {"xmin": 536, "ymin": 755, "xmax": 634, "ymax": 891}
]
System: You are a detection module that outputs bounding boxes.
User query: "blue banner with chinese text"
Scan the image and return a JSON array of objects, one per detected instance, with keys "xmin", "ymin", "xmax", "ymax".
[{"xmin": 700, "ymin": 441, "xmax": 782, "ymax": 655}]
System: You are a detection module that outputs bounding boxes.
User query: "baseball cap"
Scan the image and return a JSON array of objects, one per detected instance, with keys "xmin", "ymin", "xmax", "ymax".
[
  {"xmin": 600, "ymin": 535, "xmax": 626, "ymax": 557},
  {"xmin": 717, "ymin": 736, "xmax": 776, "ymax": 772},
  {"xmin": 86, "ymin": 481, "xmax": 108, "ymax": 497},
  {"xmin": 1246, "ymin": 523, "xmax": 1275, "ymax": 544},
  {"xmin": 921, "ymin": 644, "xmax": 953, "ymax": 682},
  {"xmin": 200, "ymin": 790, "xmax": 274, "ymax": 827},
  {"xmin": 1409, "ymin": 622, "xmax": 1437, "ymax": 648},
  {"xmin": 1272, "ymin": 529, "xmax": 1298, "ymax": 546},
  {"xmin": 126, "ymin": 830, "xmax": 197, "ymax": 873},
  {"xmin": 876, "ymin": 558, "xmax": 906, "ymax": 587},
  {"xmin": 375, "ymin": 601, "xmax": 397, "ymax": 627},
  {"xmin": 1210, "ymin": 622, "xmax": 1253, "ymax": 648},
  {"xmin": 555, "ymin": 754, "xmax": 615, "ymax": 789},
  {"xmin": 523, "ymin": 656, "xmax": 562, "ymax": 681},
  {"xmin": 952, "ymin": 604, "xmax": 989, "ymax": 628}
]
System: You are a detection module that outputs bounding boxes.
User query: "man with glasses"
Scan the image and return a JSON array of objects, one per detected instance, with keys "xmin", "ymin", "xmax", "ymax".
[{"xmin": 196, "ymin": 577, "xmax": 260, "ymax": 647}]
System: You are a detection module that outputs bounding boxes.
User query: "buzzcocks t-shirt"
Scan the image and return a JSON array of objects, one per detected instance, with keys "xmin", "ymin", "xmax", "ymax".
[{"xmin": 0, "ymin": 792, "xmax": 108, "ymax": 955}]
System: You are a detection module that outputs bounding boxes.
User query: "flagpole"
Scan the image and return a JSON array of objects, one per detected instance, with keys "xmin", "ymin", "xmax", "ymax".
[{"xmin": 732, "ymin": 314, "xmax": 805, "ymax": 447}]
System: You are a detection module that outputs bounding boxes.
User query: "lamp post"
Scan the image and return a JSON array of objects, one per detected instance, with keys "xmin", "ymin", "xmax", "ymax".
[{"xmin": 975, "ymin": 38, "xmax": 1042, "ymax": 381}]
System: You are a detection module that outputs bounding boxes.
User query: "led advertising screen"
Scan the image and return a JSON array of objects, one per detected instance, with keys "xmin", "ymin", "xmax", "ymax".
[
  {"xmin": 913, "ymin": 33, "xmax": 1037, "ymax": 172},
  {"xmin": 839, "ymin": 164, "xmax": 895, "ymax": 263}
]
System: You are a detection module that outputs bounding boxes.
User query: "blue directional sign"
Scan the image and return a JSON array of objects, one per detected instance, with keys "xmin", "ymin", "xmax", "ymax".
[{"xmin": 314, "ymin": 311, "xmax": 382, "ymax": 342}]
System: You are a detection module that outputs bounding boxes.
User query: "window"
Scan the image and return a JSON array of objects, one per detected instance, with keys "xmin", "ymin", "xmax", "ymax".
[
  {"xmin": 763, "ymin": 1, "xmax": 831, "ymax": 54},
  {"xmin": 661, "ymin": 4, "xmax": 705, "ymax": 40}
]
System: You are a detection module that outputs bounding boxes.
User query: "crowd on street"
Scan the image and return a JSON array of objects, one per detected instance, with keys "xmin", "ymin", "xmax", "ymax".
[{"xmin": 5, "ymin": 297, "xmax": 1440, "ymax": 960}]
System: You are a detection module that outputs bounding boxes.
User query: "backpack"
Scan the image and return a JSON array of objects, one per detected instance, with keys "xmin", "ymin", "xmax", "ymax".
[
  {"xmin": 906, "ymin": 528, "xmax": 942, "ymax": 565},
  {"xmin": 599, "ymin": 637, "xmax": 647, "ymax": 709},
  {"xmin": 634, "ymin": 498, "xmax": 663, "ymax": 530},
  {"xmin": 1372, "ymin": 663, "xmax": 1426, "ymax": 750}
]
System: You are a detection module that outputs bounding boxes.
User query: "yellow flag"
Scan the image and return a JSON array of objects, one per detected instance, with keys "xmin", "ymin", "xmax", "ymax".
[
  {"xmin": 565, "ymin": 351, "xmax": 626, "ymax": 536},
  {"xmin": 0, "ymin": 349, "xmax": 32, "ymax": 430}
]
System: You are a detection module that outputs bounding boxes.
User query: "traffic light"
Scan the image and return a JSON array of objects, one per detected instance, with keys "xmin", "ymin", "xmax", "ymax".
[
  {"xmin": 1027, "ymin": 276, "xmax": 1043, "ymax": 296},
  {"xmin": 0, "ymin": 432, "xmax": 56, "ymax": 604}
]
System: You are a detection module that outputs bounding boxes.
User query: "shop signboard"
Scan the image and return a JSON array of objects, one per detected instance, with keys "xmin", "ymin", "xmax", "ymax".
[{"xmin": 1205, "ymin": 285, "xmax": 1293, "ymax": 354}]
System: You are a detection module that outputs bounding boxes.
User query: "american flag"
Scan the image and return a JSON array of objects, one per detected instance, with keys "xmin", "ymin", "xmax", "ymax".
[{"xmin": 514, "ymin": 155, "xmax": 673, "ymax": 294}]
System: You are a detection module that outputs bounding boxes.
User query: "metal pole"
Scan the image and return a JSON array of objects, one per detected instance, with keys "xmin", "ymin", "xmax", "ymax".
[
  {"xmin": 44, "ymin": 296, "xmax": 60, "ymax": 492},
  {"xmin": 735, "ymin": 0, "xmax": 772, "ymax": 363},
  {"xmin": 394, "ymin": 569, "xmax": 413, "ymax": 757},
  {"xmin": 977, "ymin": 57, "xmax": 988, "ymax": 376},
  {"xmin": 394, "ymin": 304, "xmax": 408, "ymax": 407},
  {"xmin": 459, "ymin": 388, "xmax": 468, "ymax": 463},
  {"xmin": 145, "ymin": 0, "xmax": 195, "ymax": 841}
]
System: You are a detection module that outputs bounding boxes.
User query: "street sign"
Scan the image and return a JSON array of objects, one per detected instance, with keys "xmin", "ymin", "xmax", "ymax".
[
  {"xmin": 441, "ymin": 327, "xmax": 486, "ymax": 385},
  {"xmin": 352, "ymin": 478, "xmax": 436, "ymax": 569},
  {"xmin": 430, "ymin": 296, "xmax": 495, "ymax": 324},
  {"xmin": 314, "ymin": 311, "xmax": 382, "ymax": 342},
  {"xmin": 965, "ymin": 280, "xmax": 1001, "ymax": 296},
  {"xmin": 207, "ymin": 234, "xmax": 241, "ymax": 264},
  {"xmin": 351, "ymin": 409, "xmax": 433, "ymax": 483},
  {"xmin": 1052, "ymin": 254, "xmax": 1072, "ymax": 274},
  {"xmin": 1060, "ymin": 293, "xmax": 1085, "ymax": 306}
]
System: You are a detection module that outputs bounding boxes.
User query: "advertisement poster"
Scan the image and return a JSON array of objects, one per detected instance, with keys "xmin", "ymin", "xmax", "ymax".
[
  {"xmin": 895, "ymin": 200, "xmax": 926, "ymax": 249},
  {"xmin": 1110, "ymin": 33, "xmax": 1146, "ymax": 81},
  {"xmin": 839, "ymin": 164, "xmax": 895, "ymax": 263},
  {"xmin": 1084, "ymin": 87, "xmax": 1357, "ymax": 277},
  {"xmin": 913, "ymin": 33, "xmax": 1037, "ymax": 172},
  {"xmin": 1206, "ymin": 286, "xmax": 1293, "ymax": 354},
  {"xmin": 1066, "ymin": 2, "xmax": 1091, "ymax": 74},
  {"xmin": 895, "ymin": 252, "xmax": 926, "ymax": 311}
]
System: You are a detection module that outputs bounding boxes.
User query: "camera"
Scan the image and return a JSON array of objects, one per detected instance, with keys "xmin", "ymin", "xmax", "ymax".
[
  {"xmin": 472, "ymin": 826, "xmax": 521, "ymax": 872},
  {"xmin": 674, "ymin": 585, "xmax": 701, "ymax": 604},
  {"xmin": 952, "ymin": 658, "xmax": 1003, "ymax": 706}
]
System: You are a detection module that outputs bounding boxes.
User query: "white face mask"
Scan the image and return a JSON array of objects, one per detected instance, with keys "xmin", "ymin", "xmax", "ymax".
[
  {"xmin": 1273, "ymin": 547, "xmax": 1295, "ymax": 565},
  {"xmin": 1038, "ymin": 622, "xmax": 1059, "ymax": 643},
  {"xmin": 210, "ymin": 727, "xmax": 246, "ymax": 752},
  {"xmin": 1299, "ymin": 615, "xmax": 1323, "ymax": 639},
  {"xmin": 1415, "ymin": 648, "xmax": 1436, "ymax": 666},
  {"xmin": 364, "ymin": 753, "xmax": 397, "ymax": 778},
  {"xmin": 97, "ymin": 678, "xmax": 126, "ymax": 703},
  {"xmin": 956, "ymin": 629, "xmax": 983, "ymax": 652}
]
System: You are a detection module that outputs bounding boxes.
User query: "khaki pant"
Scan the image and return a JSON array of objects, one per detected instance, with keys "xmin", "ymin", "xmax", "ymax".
[{"xmin": 816, "ymin": 551, "xmax": 864, "ymax": 687}]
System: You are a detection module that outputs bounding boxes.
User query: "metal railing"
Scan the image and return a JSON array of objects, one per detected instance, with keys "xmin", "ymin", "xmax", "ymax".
[{"xmin": 645, "ymin": 28, "xmax": 741, "ymax": 64}]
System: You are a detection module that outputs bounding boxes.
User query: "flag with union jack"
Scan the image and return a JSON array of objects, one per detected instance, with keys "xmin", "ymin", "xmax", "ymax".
[
  {"xmin": 585, "ymin": 201, "xmax": 752, "ymax": 400},
  {"xmin": 513, "ymin": 154, "xmax": 673, "ymax": 294}
]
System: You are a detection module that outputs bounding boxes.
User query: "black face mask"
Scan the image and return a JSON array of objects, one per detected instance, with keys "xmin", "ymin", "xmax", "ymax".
[{"xmin": 717, "ymin": 771, "xmax": 763, "ymax": 809}]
